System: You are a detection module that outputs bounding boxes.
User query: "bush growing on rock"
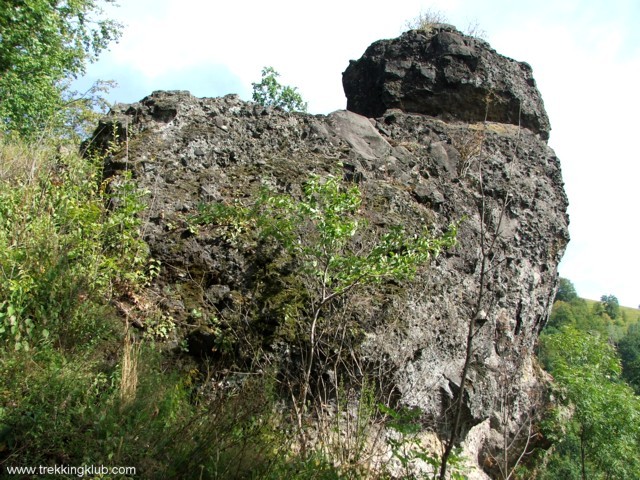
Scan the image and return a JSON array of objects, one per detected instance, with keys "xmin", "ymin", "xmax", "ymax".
[
  {"xmin": 404, "ymin": 9, "xmax": 487, "ymax": 39},
  {"xmin": 404, "ymin": 8, "xmax": 450, "ymax": 32},
  {"xmin": 191, "ymin": 173, "xmax": 458, "ymax": 452}
]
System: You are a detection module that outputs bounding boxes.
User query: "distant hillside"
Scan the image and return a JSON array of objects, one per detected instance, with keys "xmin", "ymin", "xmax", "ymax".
[
  {"xmin": 583, "ymin": 299, "xmax": 640, "ymax": 324},
  {"xmin": 547, "ymin": 292, "xmax": 640, "ymax": 343}
]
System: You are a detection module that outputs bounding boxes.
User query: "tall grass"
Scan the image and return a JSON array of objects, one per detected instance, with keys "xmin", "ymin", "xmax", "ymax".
[{"xmin": 0, "ymin": 136, "xmax": 150, "ymax": 351}]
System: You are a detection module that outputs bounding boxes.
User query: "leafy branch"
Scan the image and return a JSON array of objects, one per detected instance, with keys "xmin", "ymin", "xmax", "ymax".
[
  {"xmin": 192, "ymin": 172, "xmax": 458, "ymax": 452},
  {"xmin": 251, "ymin": 66, "xmax": 308, "ymax": 113}
]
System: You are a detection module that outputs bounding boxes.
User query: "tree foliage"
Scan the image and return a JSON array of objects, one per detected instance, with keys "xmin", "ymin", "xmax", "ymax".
[
  {"xmin": 538, "ymin": 327, "xmax": 640, "ymax": 479},
  {"xmin": 537, "ymin": 281, "xmax": 640, "ymax": 478},
  {"xmin": 545, "ymin": 290, "xmax": 635, "ymax": 343},
  {"xmin": 599, "ymin": 294, "xmax": 620, "ymax": 320},
  {"xmin": 618, "ymin": 326, "xmax": 640, "ymax": 394},
  {"xmin": 555, "ymin": 277, "xmax": 578, "ymax": 303},
  {"xmin": 251, "ymin": 66, "xmax": 307, "ymax": 112},
  {"xmin": 0, "ymin": 0, "xmax": 121, "ymax": 137}
]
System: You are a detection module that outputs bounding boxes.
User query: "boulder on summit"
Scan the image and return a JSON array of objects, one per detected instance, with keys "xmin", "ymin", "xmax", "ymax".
[{"xmin": 343, "ymin": 25, "xmax": 551, "ymax": 140}]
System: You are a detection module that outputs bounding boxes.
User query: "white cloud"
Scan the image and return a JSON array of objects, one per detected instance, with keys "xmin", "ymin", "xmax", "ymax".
[{"xmin": 81, "ymin": 0, "xmax": 639, "ymax": 306}]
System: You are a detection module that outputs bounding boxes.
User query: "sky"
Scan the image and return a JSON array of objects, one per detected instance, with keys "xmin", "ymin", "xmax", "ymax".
[{"xmin": 75, "ymin": 0, "xmax": 640, "ymax": 307}]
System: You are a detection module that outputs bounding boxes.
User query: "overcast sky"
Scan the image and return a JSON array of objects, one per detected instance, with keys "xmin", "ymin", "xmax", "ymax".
[{"xmin": 75, "ymin": 0, "xmax": 640, "ymax": 307}]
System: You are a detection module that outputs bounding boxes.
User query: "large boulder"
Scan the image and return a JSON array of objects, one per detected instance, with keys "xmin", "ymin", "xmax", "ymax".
[
  {"xmin": 88, "ymin": 27, "xmax": 568, "ymax": 478},
  {"xmin": 343, "ymin": 25, "xmax": 551, "ymax": 140}
]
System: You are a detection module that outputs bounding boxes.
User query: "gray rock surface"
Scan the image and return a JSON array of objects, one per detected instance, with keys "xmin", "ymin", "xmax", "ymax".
[
  {"xmin": 343, "ymin": 25, "xmax": 551, "ymax": 140},
  {"xmin": 88, "ymin": 28, "xmax": 568, "ymax": 477}
]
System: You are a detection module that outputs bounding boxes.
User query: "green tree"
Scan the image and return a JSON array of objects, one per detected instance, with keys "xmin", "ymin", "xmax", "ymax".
[
  {"xmin": 546, "ymin": 301, "xmax": 577, "ymax": 332},
  {"xmin": 251, "ymin": 66, "xmax": 307, "ymax": 112},
  {"xmin": 538, "ymin": 327, "xmax": 640, "ymax": 479},
  {"xmin": 599, "ymin": 294, "xmax": 620, "ymax": 320},
  {"xmin": 555, "ymin": 278, "xmax": 578, "ymax": 303},
  {"xmin": 0, "ymin": 0, "xmax": 121, "ymax": 137},
  {"xmin": 618, "ymin": 327, "xmax": 640, "ymax": 394}
]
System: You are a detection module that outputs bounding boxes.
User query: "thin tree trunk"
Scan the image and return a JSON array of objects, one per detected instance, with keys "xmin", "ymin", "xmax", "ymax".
[{"xmin": 580, "ymin": 429, "xmax": 587, "ymax": 480}]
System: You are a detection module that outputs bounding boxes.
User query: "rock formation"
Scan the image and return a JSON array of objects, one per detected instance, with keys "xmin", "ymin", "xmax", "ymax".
[
  {"xmin": 343, "ymin": 25, "xmax": 551, "ymax": 140},
  {"xmin": 88, "ymin": 25, "xmax": 569, "ymax": 478}
]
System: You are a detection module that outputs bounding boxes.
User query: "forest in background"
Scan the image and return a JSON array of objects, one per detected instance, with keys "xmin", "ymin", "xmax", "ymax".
[{"xmin": 531, "ymin": 279, "xmax": 640, "ymax": 478}]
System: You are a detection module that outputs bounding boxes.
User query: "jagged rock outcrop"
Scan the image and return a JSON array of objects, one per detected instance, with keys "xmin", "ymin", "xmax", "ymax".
[
  {"xmin": 88, "ymin": 25, "xmax": 568, "ymax": 478},
  {"xmin": 343, "ymin": 25, "xmax": 551, "ymax": 140}
]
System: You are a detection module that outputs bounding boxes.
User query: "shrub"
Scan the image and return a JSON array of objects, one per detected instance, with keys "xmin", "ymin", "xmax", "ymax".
[
  {"xmin": 0, "ymin": 138, "xmax": 150, "ymax": 351},
  {"xmin": 535, "ymin": 327, "xmax": 640, "ymax": 479},
  {"xmin": 404, "ymin": 8, "xmax": 450, "ymax": 32},
  {"xmin": 404, "ymin": 9, "xmax": 487, "ymax": 40},
  {"xmin": 252, "ymin": 66, "xmax": 308, "ymax": 112}
]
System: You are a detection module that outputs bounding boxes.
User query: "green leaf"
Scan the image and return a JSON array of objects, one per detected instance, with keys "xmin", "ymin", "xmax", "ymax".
[
  {"xmin": 0, "ymin": 0, "xmax": 122, "ymax": 137},
  {"xmin": 251, "ymin": 66, "xmax": 307, "ymax": 112}
]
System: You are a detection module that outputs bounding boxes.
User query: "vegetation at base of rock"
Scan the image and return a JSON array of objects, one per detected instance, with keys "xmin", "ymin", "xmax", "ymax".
[
  {"xmin": 526, "ymin": 278, "xmax": 640, "ymax": 479},
  {"xmin": 380, "ymin": 404, "xmax": 467, "ymax": 480},
  {"xmin": 618, "ymin": 326, "xmax": 640, "ymax": 394},
  {"xmin": 252, "ymin": 66, "xmax": 308, "ymax": 112},
  {"xmin": 0, "ymin": 0, "xmax": 121, "ymax": 138},
  {"xmin": 0, "ymin": 139, "xmax": 150, "ymax": 351},
  {"xmin": 1, "ymin": 340, "xmax": 331, "ymax": 479},
  {"xmin": 0, "ymin": 137, "xmax": 465, "ymax": 478},
  {"xmin": 535, "ymin": 327, "xmax": 640, "ymax": 479}
]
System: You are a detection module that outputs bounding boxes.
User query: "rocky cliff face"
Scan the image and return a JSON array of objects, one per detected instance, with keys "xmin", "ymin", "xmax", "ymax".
[{"xmin": 89, "ymin": 25, "xmax": 569, "ymax": 477}]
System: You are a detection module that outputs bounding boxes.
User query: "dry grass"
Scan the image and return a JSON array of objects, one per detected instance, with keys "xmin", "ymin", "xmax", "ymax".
[
  {"xmin": 0, "ymin": 138, "xmax": 51, "ymax": 183},
  {"xmin": 120, "ymin": 323, "xmax": 141, "ymax": 406},
  {"xmin": 404, "ymin": 9, "xmax": 449, "ymax": 32}
]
